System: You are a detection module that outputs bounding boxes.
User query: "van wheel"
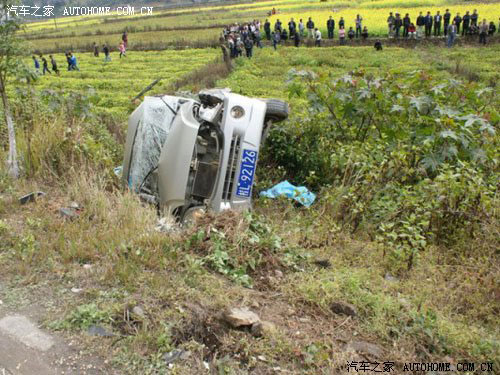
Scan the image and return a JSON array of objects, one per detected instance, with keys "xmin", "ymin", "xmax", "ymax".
[{"xmin": 265, "ymin": 99, "xmax": 289, "ymax": 123}]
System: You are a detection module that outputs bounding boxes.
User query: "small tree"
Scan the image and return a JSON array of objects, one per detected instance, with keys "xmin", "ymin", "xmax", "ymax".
[{"xmin": 0, "ymin": 0, "xmax": 25, "ymax": 178}]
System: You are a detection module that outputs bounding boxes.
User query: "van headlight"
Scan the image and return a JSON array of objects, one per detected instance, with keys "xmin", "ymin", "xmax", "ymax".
[{"xmin": 230, "ymin": 106, "xmax": 245, "ymax": 119}]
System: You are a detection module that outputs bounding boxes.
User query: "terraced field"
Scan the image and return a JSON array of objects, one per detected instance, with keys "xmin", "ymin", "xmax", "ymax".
[
  {"xmin": 23, "ymin": 0, "xmax": 500, "ymax": 53},
  {"xmin": 28, "ymin": 49, "xmax": 219, "ymax": 118}
]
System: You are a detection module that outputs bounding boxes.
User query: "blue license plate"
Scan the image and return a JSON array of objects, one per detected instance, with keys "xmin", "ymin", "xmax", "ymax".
[{"xmin": 236, "ymin": 149, "xmax": 258, "ymax": 197}]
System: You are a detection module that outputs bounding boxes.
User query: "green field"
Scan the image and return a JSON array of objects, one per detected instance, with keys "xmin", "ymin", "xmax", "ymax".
[
  {"xmin": 23, "ymin": 0, "xmax": 500, "ymax": 53},
  {"xmin": 27, "ymin": 49, "xmax": 218, "ymax": 118}
]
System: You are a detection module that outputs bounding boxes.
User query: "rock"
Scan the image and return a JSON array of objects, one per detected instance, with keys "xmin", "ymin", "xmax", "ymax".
[
  {"xmin": 87, "ymin": 325, "xmax": 114, "ymax": 337},
  {"xmin": 384, "ymin": 273, "xmax": 398, "ymax": 282},
  {"xmin": 274, "ymin": 270, "xmax": 283, "ymax": 278},
  {"xmin": 163, "ymin": 349, "xmax": 190, "ymax": 365},
  {"xmin": 59, "ymin": 207, "xmax": 78, "ymax": 220},
  {"xmin": 251, "ymin": 301, "xmax": 260, "ymax": 309},
  {"xmin": 69, "ymin": 201, "xmax": 80, "ymax": 209},
  {"xmin": 19, "ymin": 191, "xmax": 46, "ymax": 205},
  {"xmin": 251, "ymin": 321, "xmax": 276, "ymax": 337},
  {"xmin": 224, "ymin": 307, "xmax": 260, "ymax": 328},
  {"xmin": 131, "ymin": 306, "xmax": 145, "ymax": 319},
  {"xmin": 0, "ymin": 299, "xmax": 3, "ymax": 305},
  {"xmin": 70, "ymin": 287, "xmax": 83, "ymax": 294},
  {"xmin": 257, "ymin": 355, "xmax": 267, "ymax": 362},
  {"xmin": 83, "ymin": 264, "xmax": 92, "ymax": 270},
  {"xmin": 347, "ymin": 341, "xmax": 384, "ymax": 358},
  {"xmin": 330, "ymin": 301, "xmax": 357, "ymax": 317},
  {"xmin": 155, "ymin": 217, "xmax": 178, "ymax": 233}
]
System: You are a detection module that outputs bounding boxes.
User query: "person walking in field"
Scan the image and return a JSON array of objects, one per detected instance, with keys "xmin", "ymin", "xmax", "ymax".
[
  {"xmin": 244, "ymin": 37, "xmax": 253, "ymax": 58},
  {"xmin": 447, "ymin": 21, "xmax": 457, "ymax": 48},
  {"xmin": 264, "ymin": 19, "xmax": 271, "ymax": 40},
  {"xmin": 93, "ymin": 42, "xmax": 99, "ymax": 57},
  {"xmin": 122, "ymin": 31, "xmax": 128, "ymax": 48},
  {"xmin": 306, "ymin": 17, "xmax": 315, "ymax": 38},
  {"xmin": 103, "ymin": 44, "xmax": 111, "ymax": 62},
  {"xmin": 434, "ymin": 11, "xmax": 442, "ymax": 36},
  {"xmin": 479, "ymin": 19, "xmax": 488, "ymax": 45},
  {"xmin": 119, "ymin": 41, "xmax": 126, "ymax": 58},
  {"xmin": 41, "ymin": 56, "xmax": 51, "ymax": 75},
  {"xmin": 314, "ymin": 28, "xmax": 322, "ymax": 46},
  {"xmin": 32, "ymin": 56, "xmax": 40, "ymax": 73},
  {"xmin": 49, "ymin": 55, "xmax": 59, "ymax": 75},
  {"xmin": 355, "ymin": 14, "xmax": 362, "ymax": 38},
  {"xmin": 327, "ymin": 16, "xmax": 335, "ymax": 39},
  {"xmin": 272, "ymin": 31, "xmax": 280, "ymax": 50}
]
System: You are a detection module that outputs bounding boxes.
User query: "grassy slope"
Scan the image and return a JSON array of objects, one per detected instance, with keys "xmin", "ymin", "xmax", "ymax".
[{"xmin": 1, "ymin": 45, "xmax": 498, "ymax": 373}]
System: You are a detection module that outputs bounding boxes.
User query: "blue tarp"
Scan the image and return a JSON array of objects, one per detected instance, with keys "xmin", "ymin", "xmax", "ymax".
[{"xmin": 260, "ymin": 180, "xmax": 316, "ymax": 207}]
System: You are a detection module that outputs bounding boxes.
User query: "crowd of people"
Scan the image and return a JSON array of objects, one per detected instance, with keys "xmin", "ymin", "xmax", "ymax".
[
  {"xmin": 32, "ymin": 32, "xmax": 130, "ymax": 76},
  {"xmin": 222, "ymin": 7, "xmax": 499, "ymax": 57}
]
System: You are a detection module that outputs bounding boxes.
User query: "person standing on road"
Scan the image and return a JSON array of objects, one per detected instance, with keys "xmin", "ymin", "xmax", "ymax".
[
  {"xmin": 32, "ymin": 55, "xmax": 40, "ymax": 73},
  {"xmin": 314, "ymin": 28, "xmax": 322, "ymax": 46},
  {"xmin": 339, "ymin": 27, "xmax": 346, "ymax": 45},
  {"xmin": 264, "ymin": 19, "xmax": 271, "ymax": 40},
  {"xmin": 361, "ymin": 26, "xmax": 368, "ymax": 40},
  {"xmin": 49, "ymin": 55, "xmax": 59, "ymax": 75},
  {"xmin": 479, "ymin": 19, "xmax": 488, "ymax": 45},
  {"xmin": 488, "ymin": 21, "xmax": 496, "ymax": 35},
  {"xmin": 41, "ymin": 56, "xmax": 51, "ymax": 75},
  {"xmin": 327, "ymin": 16, "xmax": 335, "ymax": 39},
  {"xmin": 471, "ymin": 10, "xmax": 479, "ymax": 29},
  {"xmin": 306, "ymin": 17, "xmax": 315, "ymax": 38},
  {"xmin": 387, "ymin": 12, "xmax": 395, "ymax": 37},
  {"xmin": 447, "ymin": 21, "xmax": 457, "ymax": 47},
  {"xmin": 462, "ymin": 11, "xmax": 471, "ymax": 35},
  {"xmin": 434, "ymin": 11, "xmax": 442, "ymax": 36},
  {"xmin": 288, "ymin": 18, "xmax": 296, "ymax": 37},
  {"xmin": 403, "ymin": 13, "xmax": 411, "ymax": 38},
  {"xmin": 298, "ymin": 18, "xmax": 305, "ymax": 37},
  {"xmin": 355, "ymin": 14, "xmax": 362, "ymax": 38},
  {"xmin": 425, "ymin": 11, "xmax": 433, "ymax": 37},
  {"xmin": 348, "ymin": 27, "xmax": 355, "ymax": 41},
  {"xmin": 454, "ymin": 13, "xmax": 462, "ymax": 35},
  {"xmin": 394, "ymin": 13, "xmax": 402, "ymax": 38},
  {"xmin": 416, "ymin": 12, "xmax": 425, "ymax": 38},
  {"xmin": 443, "ymin": 9, "xmax": 451, "ymax": 36}
]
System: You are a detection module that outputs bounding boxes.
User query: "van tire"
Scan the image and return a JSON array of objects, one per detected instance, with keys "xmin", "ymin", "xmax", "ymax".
[{"xmin": 265, "ymin": 99, "xmax": 289, "ymax": 123}]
